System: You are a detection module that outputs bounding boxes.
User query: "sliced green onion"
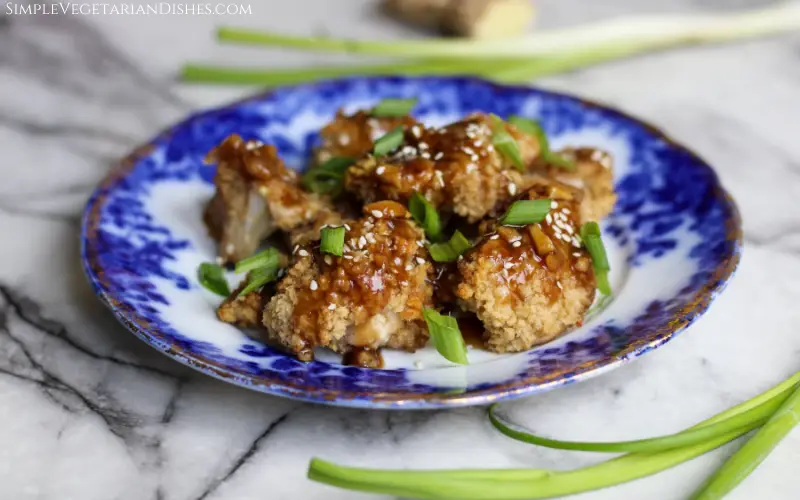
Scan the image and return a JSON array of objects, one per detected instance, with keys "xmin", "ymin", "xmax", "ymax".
[
  {"xmin": 371, "ymin": 98, "xmax": 417, "ymax": 117},
  {"xmin": 373, "ymin": 126, "xmax": 405, "ymax": 157},
  {"xmin": 234, "ymin": 247, "xmax": 280, "ymax": 275},
  {"xmin": 197, "ymin": 262, "xmax": 230, "ymax": 297},
  {"xmin": 428, "ymin": 230, "xmax": 471, "ymax": 263},
  {"xmin": 408, "ymin": 192, "xmax": 442, "ymax": 242},
  {"xmin": 691, "ymin": 382, "xmax": 800, "ymax": 500},
  {"xmin": 238, "ymin": 265, "xmax": 279, "ymax": 297},
  {"xmin": 581, "ymin": 221, "xmax": 611, "ymax": 295},
  {"xmin": 499, "ymin": 199, "xmax": 551, "ymax": 226},
  {"xmin": 508, "ymin": 115, "xmax": 575, "ymax": 171},
  {"xmin": 302, "ymin": 156, "xmax": 355, "ymax": 196},
  {"xmin": 320, "ymin": 226, "xmax": 346, "ymax": 256},
  {"xmin": 422, "ymin": 309, "xmax": 468, "ymax": 365},
  {"xmin": 306, "ymin": 372, "xmax": 800, "ymax": 499},
  {"xmin": 491, "ymin": 115, "xmax": 524, "ymax": 171}
]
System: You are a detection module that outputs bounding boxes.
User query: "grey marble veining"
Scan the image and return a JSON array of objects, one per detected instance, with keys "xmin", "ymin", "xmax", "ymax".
[{"xmin": 1, "ymin": 1, "xmax": 799, "ymax": 499}]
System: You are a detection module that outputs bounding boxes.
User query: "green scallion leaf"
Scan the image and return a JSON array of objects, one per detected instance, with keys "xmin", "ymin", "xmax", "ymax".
[
  {"xmin": 428, "ymin": 230, "xmax": 470, "ymax": 263},
  {"xmin": 408, "ymin": 192, "xmax": 442, "ymax": 242},
  {"xmin": 306, "ymin": 371, "xmax": 800, "ymax": 499},
  {"xmin": 320, "ymin": 226, "xmax": 346, "ymax": 256},
  {"xmin": 197, "ymin": 262, "xmax": 230, "ymax": 297},
  {"xmin": 581, "ymin": 221, "xmax": 612, "ymax": 295},
  {"xmin": 234, "ymin": 247, "xmax": 280, "ymax": 275},
  {"xmin": 422, "ymin": 309, "xmax": 468, "ymax": 365},
  {"xmin": 491, "ymin": 115, "xmax": 525, "ymax": 171},
  {"xmin": 238, "ymin": 265, "xmax": 279, "ymax": 297},
  {"xmin": 488, "ymin": 393, "xmax": 780, "ymax": 454},
  {"xmin": 302, "ymin": 156, "xmax": 355, "ymax": 196},
  {"xmin": 691, "ymin": 382, "xmax": 800, "ymax": 500},
  {"xmin": 371, "ymin": 98, "xmax": 417, "ymax": 117},
  {"xmin": 508, "ymin": 115, "xmax": 575, "ymax": 171},
  {"xmin": 499, "ymin": 199, "xmax": 551, "ymax": 226},
  {"xmin": 373, "ymin": 126, "xmax": 405, "ymax": 157}
]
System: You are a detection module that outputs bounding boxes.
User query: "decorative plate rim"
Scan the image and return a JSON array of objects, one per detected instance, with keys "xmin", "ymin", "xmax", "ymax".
[{"xmin": 80, "ymin": 76, "xmax": 743, "ymax": 409}]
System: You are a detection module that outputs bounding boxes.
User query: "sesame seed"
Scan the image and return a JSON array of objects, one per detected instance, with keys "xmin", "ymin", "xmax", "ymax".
[
  {"xmin": 434, "ymin": 151, "xmax": 444, "ymax": 160},
  {"xmin": 405, "ymin": 264, "xmax": 413, "ymax": 271},
  {"xmin": 419, "ymin": 142, "xmax": 429, "ymax": 150},
  {"xmin": 487, "ymin": 144, "xmax": 495, "ymax": 152},
  {"xmin": 545, "ymin": 214, "xmax": 553, "ymax": 224},
  {"xmin": 435, "ymin": 170, "xmax": 445, "ymax": 187},
  {"xmin": 298, "ymin": 249, "xmax": 309, "ymax": 257},
  {"xmin": 512, "ymin": 241, "xmax": 522, "ymax": 248},
  {"xmin": 471, "ymin": 154, "xmax": 479, "ymax": 162},
  {"xmin": 504, "ymin": 262, "xmax": 513, "ymax": 269},
  {"xmin": 416, "ymin": 257, "xmax": 425, "ymax": 265},
  {"xmin": 551, "ymin": 201, "xmax": 558, "ymax": 209},
  {"xmin": 371, "ymin": 210, "xmax": 383, "ymax": 218},
  {"xmin": 490, "ymin": 234, "xmax": 500, "ymax": 240},
  {"xmin": 421, "ymin": 152, "xmax": 431, "ymax": 159},
  {"xmin": 328, "ymin": 303, "xmax": 336, "ymax": 310},
  {"xmin": 225, "ymin": 243, "xmax": 235, "ymax": 254},
  {"xmin": 556, "ymin": 281, "xmax": 563, "ymax": 290},
  {"xmin": 366, "ymin": 233, "xmax": 377, "ymax": 244},
  {"xmin": 474, "ymin": 140, "xmax": 482, "ymax": 147},
  {"xmin": 324, "ymin": 255, "xmax": 333, "ymax": 265},
  {"xmin": 463, "ymin": 147, "xmax": 474, "ymax": 155},
  {"xmin": 411, "ymin": 125, "xmax": 421, "ymax": 138},
  {"xmin": 466, "ymin": 164, "xmax": 477, "ymax": 173},
  {"xmin": 562, "ymin": 208, "xmax": 571, "ymax": 215},
  {"xmin": 310, "ymin": 280, "xmax": 318, "ymax": 290},
  {"xmin": 394, "ymin": 257, "xmax": 402, "ymax": 265},
  {"xmin": 338, "ymin": 134, "xmax": 350, "ymax": 146},
  {"xmin": 344, "ymin": 224, "xmax": 351, "ymax": 231},
  {"xmin": 561, "ymin": 234, "xmax": 571, "ymax": 242},
  {"xmin": 458, "ymin": 255, "xmax": 463, "ymax": 261},
  {"xmin": 565, "ymin": 225, "xmax": 574, "ymax": 235},
  {"xmin": 376, "ymin": 166, "xmax": 385, "ymax": 175},
  {"xmin": 359, "ymin": 236, "xmax": 367, "ymax": 248},
  {"xmin": 417, "ymin": 240, "xmax": 425, "ymax": 247},
  {"xmin": 573, "ymin": 252, "xmax": 582, "ymax": 257},
  {"xmin": 344, "ymin": 255, "xmax": 354, "ymax": 259},
  {"xmin": 508, "ymin": 183, "xmax": 517, "ymax": 196},
  {"xmin": 293, "ymin": 245, "xmax": 299, "ymax": 254}
]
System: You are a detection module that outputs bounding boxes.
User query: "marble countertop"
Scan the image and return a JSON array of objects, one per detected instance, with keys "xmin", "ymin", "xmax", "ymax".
[{"xmin": 2, "ymin": 1, "xmax": 800, "ymax": 499}]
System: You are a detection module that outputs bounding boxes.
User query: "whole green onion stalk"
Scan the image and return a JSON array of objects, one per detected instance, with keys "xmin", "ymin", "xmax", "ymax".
[
  {"xmin": 182, "ymin": 4, "xmax": 800, "ymax": 86},
  {"xmin": 308, "ymin": 372, "xmax": 800, "ymax": 499}
]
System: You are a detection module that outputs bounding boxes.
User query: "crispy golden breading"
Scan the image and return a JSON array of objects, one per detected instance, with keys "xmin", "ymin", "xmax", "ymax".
[
  {"xmin": 315, "ymin": 110, "xmax": 418, "ymax": 165},
  {"xmin": 537, "ymin": 147, "xmax": 616, "ymax": 222},
  {"xmin": 217, "ymin": 282, "xmax": 269, "ymax": 329},
  {"xmin": 263, "ymin": 201, "xmax": 433, "ymax": 361},
  {"xmin": 204, "ymin": 134, "xmax": 340, "ymax": 263},
  {"xmin": 456, "ymin": 179, "xmax": 596, "ymax": 352},
  {"xmin": 345, "ymin": 113, "xmax": 540, "ymax": 222}
]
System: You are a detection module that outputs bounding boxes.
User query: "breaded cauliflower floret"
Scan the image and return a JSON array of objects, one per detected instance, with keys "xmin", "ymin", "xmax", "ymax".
[
  {"xmin": 315, "ymin": 110, "xmax": 418, "ymax": 165},
  {"xmin": 536, "ymin": 147, "xmax": 616, "ymax": 222},
  {"xmin": 345, "ymin": 113, "xmax": 541, "ymax": 222},
  {"xmin": 204, "ymin": 134, "xmax": 341, "ymax": 263},
  {"xmin": 263, "ymin": 201, "xmax": 433, "ymax": 362},
  {"xmin": 456, "ymin": 179, "xmax": 596, "ymax": 352}
]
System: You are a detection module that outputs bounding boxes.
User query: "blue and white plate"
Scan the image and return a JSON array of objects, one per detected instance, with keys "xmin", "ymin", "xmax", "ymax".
[{"xmin": 81, "ymin": 76, "xmax": 741, "ymax": 409}]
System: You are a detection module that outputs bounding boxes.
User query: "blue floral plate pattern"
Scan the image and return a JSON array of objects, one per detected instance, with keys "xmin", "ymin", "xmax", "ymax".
[{"xmin": 81, "ymin": 76, "xmax": 741, "ymax": 409}]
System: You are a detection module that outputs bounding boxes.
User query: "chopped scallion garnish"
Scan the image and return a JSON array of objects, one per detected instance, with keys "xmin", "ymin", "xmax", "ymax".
[
  {"xmin": 580, "ymin": 221, "xmax": 611, "ymax": 295},
  {"xmin": 320, "ymin": 226, "xmax": 346, "ymax": 256},
  {"xmin": 499, "ymin": 199, "xmax": 551, "ymax": 226},
  {"xmin": 422, "ymin": 309, "xmax": 468, "ymax": 365},
  {"xmin": 408, "ymin": 192, "xmax": 442, "ymax": 241},
  {"xmin": 371, "ymin": 98, "xmax": 417, "ymax": 117},
  {"xmin": 238, "ymin": 265, "xmax": 279, "ymax": 297},
  {"xmin": 373, "ymin": 126, "xmax": 405, "ymax": 157},
  {"xmin": 428, "ymin": 230, "xmax": 470, "ymax": 263},
  {"xmin": 197, "ymin": 262, "xmax": 230, "ymax": 297},
  {"xmin": 491, "ymin": 115, "xmax": 525, "ymax": 171},
  {"xmin": 234, "ymin": 247, "xmax": 280, "ymax": 275},
  {"xmin": 302, "ymin": 156, "xmax": 355, "ymax": 196},
  {"xmin": 509, "ymin": 115, "xmax": 576, "ymax": 171}
]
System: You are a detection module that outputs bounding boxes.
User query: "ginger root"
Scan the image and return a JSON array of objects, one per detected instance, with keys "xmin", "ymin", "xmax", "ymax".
[{"xmin": 382, "ymin": 0, "xmax": 535, "ymax": 39}]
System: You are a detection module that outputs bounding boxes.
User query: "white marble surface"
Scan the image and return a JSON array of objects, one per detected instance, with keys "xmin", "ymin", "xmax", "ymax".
[{"xmin": 1, "ymin": 1, "xmax": 800, "ymax": 499}]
